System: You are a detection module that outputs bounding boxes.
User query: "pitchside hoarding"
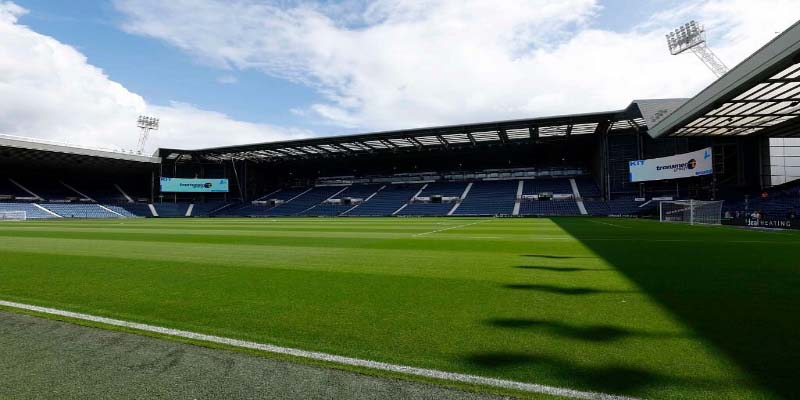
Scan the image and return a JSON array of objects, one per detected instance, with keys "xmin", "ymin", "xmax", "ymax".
[
  {"xmin": 629, "ymin": 147, "xmax": 713, "ymax": 183},
  {"xmin": 160, "ymin": 177, "xmax": 229, "ymax": 193}
]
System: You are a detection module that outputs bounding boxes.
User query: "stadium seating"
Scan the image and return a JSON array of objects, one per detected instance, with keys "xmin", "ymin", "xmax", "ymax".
[
  {"xmin": 191, "ymin": 202, "xmax": 233, "ymax": 217},
  {"xmin": 399, "ymin": 182, "xmax": 466, "ymax": 216},
  {"xmin": 582, "ymin": 199, "xmax": 611, "ymax": 216},
  {"xmin": 574, "ymin": 176, "xmax": 601, "ymax": 198},
  {"xmin": 153, "ymin": 203, "xmax": 190, "ymax": 217},
  {"xmin": 453, "ymin": 180, "xmax": 517, "ymax": 216},
  {"xmin": 7, "ymin": 171, "xmax": 776, "ymax": 220},
  {"xmin": 235, "ymin": 187, "xmax": 313, "ymax": 216},
  {"xmin": 41, "ymin": 203, "xmax": 123, "ymax": 219},
  {"xmin": 583, "ymin": 197, "xmax": 655, "ymax": 216},
  {"xmin": 518, "ymin": 199, "xmax": 581, "ymax": 216},
  {"xmin": 0, "ymin": 202, "xmax": 57, "ymax": 219},
  {"xmin": 112, "ymin": 203, "xmax": 153, "ymax": 217},
  {"xmin": 263, "ymin": 186, "xmax": 345, "ymax": 216},
  {"xmin": 101, "ymin": 204, "xmax": 142, "ymax": 218},
  {"xmin": 347, "ymin": 184, "xmax": 422, "ymax": 216},
  {"xmin": 523, "ymin": 178, "xmax": 573, "ymax": 195},
  {"xmin": 299, "ymin": 184, "xmax": 383, "ymax": 216},
  {"xmin": 724, "ymin": 196, "xmax": 800, "ymax": 219}
]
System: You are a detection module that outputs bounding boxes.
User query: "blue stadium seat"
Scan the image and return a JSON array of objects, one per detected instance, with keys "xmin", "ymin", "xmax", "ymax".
[
  {"xmin": 0, "ymin": 202, "xmax": 57, "ymax": 219},
  {"xmin": 574, "ymin": 176, "xmax": 601, "ymax": 198},
  {"xmin": 40, "ymin": 203, "xmax": 124, "ymax": 219},
  {"xmin": 523, "ymin": 178, "xmax": 573, "ymax": 195},
  {"xmin": 236, "ymin": 187, "xmax": 313, "ymax": 216},
  {"xmin": 261, "ymin": 186, "xmax": 344, "ymax": 216},
  {"xmin": 453, "ymin": 180, "xmax": 517, "ymax": 216},
  {"xmin": 518, "ymin": 200, "xmax": 581, "ymax": 216},
  {"xmin": 153, "ymin": 203, "xmax": 190, "ymax": 217},
  {"xmin": 399, "ymin": 182, "xmax": 466, "ymax": 216},
  {"xmin": 300, "ymin": 184, "xmax": 383, "ymax": 216},
  {"xmin": 347, "ymin": 184, "xmax": 422, "ymax": 216}
]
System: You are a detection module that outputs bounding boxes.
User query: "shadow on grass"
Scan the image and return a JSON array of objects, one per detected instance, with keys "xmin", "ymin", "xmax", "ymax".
[
  {"xmin": 552, "ymin": 218, "xmax": 800, "ymax": 399},
  {"xmin": 503, "ymin": 283, "xmax": 634, "ymax": 296},
  {"xmin": 485, "ymin": 318, "xmax": 688, "ymax": 342},
  {"xmin": 514, "ymin": 265, "xmax": 603, "ymax": 272},
  {"xmin": 464, "ymin": 351, "xmax": 722, "ymax": 395},
  {"xmin": 523, "ymin": 254, "xmax": 595, "ymax": 259}
]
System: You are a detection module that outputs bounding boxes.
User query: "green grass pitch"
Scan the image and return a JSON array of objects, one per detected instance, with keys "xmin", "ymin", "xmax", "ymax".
[{"xmin": 0, "ymin": 217, "xmax": 797, "ymax": 399}]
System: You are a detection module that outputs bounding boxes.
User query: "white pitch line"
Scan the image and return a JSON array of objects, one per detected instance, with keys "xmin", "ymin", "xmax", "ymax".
[
  {"xmin": 412, "ymin": 219, "xmax": 493, "ymax": 237},
  {"xmin": 0, "ymin": 299, "xmax": 636, "ymax": 400}
]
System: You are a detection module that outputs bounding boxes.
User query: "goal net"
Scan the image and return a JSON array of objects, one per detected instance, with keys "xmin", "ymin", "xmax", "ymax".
[
  {"xmin": 0, "ymin": 211, "xmax": 27, "ymax": 221},
  {"xmin": 659, "ymin": 200, "xmax": 723, "ymax": 225}
]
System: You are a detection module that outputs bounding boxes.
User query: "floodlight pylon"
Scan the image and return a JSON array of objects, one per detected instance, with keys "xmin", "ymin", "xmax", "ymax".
[
  {"xmin": 136, "ymin": 115, "xmax": 159, "ymax": 154},
  {"xmin": 666, "ymin": 20, "xmax": 729, "ymax": 78}
]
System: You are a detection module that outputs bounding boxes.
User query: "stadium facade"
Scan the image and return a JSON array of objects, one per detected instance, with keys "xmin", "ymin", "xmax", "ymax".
[{"xmin": 2, "ymin": 21, "xmax": 800, "ymax": 221}]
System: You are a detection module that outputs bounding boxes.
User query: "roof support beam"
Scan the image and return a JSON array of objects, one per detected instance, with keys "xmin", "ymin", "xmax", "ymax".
[
  {"xmin": 498, "ymin": 128, "xmax": 509, "ymax": 144},
  {"xmin": 529, "ymin": 127, "xmax": 539, "ymax": 140},
  {"xmin": 408, "ymin": 136, "xmax": 424, "ymax": 149},
  {"xmin": 466, "ymin": 132, "xmax": 477, "ymax": 146},
  {"xmin": 436, "ymin": 135, "xmax": 449, "ymax": 149}
]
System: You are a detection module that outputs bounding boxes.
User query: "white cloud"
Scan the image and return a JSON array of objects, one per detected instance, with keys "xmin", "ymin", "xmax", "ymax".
[
  {"xmin": 0, "ymin": 2, "xmax": 307, "ymax": 153},
  {"xmin": 150, "ymin": 102, "xmax": 307, "ymax": 149},
  {"xmin": 114, "ymin": 0, "xmax": 800, "ymax": 131}
]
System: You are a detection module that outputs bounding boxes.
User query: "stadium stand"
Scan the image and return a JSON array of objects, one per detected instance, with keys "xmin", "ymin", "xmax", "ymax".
[
  {"xmin": 41, "ymin": 203, "xmax": 122, "ymax": 219},
  {"xmin": 452, "ymin": 180, "xmax": 517, "ymax": 216},
  {"xmin": 115, "ymin": 203, "xmax": 153, "ymax": 217},
  {"xmin": 347, "ymin": 184, "xmax": 422, "ymax": 216},
  {"xmin": 299, "ymin": 184, "xmax": 382, "ymax": 216},
  {"xmin": 153, "ymin": 203, "xmax": 191, "ymax": 217},
  {"xmin": 191, "ymin": 202, "xmax": 233, "ymax": 217},
  {"xmin": 574, "ymin": 176, "xmax": 602, "ymax": 198},
  {"xmin": 523, "ymin": 178, "xmax": 573, "ymax": 195},
  {"xmin": 235, "ymin": 187, "xmax": 312, "ymax": 216},
  {"xmin": 263, "ymin": 186, "xmax": 345, "ymax": 216},
  {"xmin": 0, "ymin": 202, "xmax": 57, "ymax": 219},
  {"xmin": 518, "ymin": 200, "xmax": 581, "ymax": 216},
  {"xmin": 583, "ymin": 197, "xmax": 655, "ymax": 216},
  {"xmin": 101, "ymin": 204, "xmax": 141, "ymax": 218},
  {"xmin": 399, "ymin": 182, "xmax": 466, "ymax": 216},
  {"xmin": 723, "ymin": 183, "xmax": 800, "ymax": 218}
]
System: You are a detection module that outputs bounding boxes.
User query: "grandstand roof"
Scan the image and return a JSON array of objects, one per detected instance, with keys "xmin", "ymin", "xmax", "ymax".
[
  {"xmin": 649, "ymin": 20, "xmax": 800, "ymax": 138},
  {"xmin": 0, "ymin": 134, "xmax": 160, "ymax": 169},
  {"xmin": 161, "ymin": 102, "xmax": 662, "ymax": 163}
]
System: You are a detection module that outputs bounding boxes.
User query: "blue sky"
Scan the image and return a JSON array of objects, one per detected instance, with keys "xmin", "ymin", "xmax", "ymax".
[
  {"xmin": 14, "ymin": 0, "xmax": 320, "ymax": 131},
  {"xmin": 1, "ymin": 0, "xmax": 799, "ymax": 151}
]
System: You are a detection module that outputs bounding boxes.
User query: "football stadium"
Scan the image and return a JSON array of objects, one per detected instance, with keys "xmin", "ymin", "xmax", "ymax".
[{"xmin": 1, "ymin": 9, "xmax": 800, "ymax": 400}]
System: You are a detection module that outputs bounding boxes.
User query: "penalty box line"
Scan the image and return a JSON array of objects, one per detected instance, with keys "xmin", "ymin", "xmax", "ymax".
[{"xmin": 0, "ymin": 299, "xmax": 638, "ymax": 400}]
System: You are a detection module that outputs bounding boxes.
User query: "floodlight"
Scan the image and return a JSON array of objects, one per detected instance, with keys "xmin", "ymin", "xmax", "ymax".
[
  {"xmin": 666, "ymin": 20, "xmax": 729, "ymax": 77},
  {"xmin": 136, "ymin": 115, "xmax": 160, "ymax": 154}
]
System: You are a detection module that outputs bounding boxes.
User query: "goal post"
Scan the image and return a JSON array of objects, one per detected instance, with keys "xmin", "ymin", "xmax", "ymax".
[
  {"xmin": 659, "ymin": 200, "xmax": 723, "ymax": 225},
  {"xmin": 0, "ymin": 211, "xmax": 27, "ymax": 221}
]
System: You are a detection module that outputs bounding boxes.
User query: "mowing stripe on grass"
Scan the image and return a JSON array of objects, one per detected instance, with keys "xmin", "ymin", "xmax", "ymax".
[
  {"xmin": 589, "ymin": 220, "xmax": 631, "ymax": 229},
  {"xmin": 413, "ymin": 219, "xmax": 493, "ymax": 237},
  {"xmin": 0, "ymin": 299, "xmax": 637, "ymax": 400}
]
